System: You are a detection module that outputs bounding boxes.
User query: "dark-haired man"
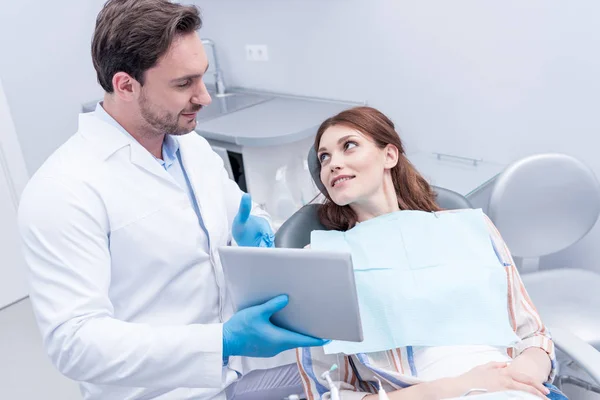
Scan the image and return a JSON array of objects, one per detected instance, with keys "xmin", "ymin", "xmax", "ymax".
[{"xmin": 18, "ymin": 1, "xmax": 325, "ymax": 399}]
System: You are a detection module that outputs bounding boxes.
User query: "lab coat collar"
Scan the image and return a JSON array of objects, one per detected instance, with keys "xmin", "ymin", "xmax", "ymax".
[{"xmin": 78, "ymin": 112, "xmax": 180, "ymax": 186}]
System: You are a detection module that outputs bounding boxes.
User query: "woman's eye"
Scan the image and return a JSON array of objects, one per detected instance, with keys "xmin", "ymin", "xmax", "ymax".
[
  {"xmin": 318, "ymin": 153, "xmax": 330, "ymax": 163},
  {"xmin": 344, "ymin": 141, "xmax": 357, "ymax": 150}
]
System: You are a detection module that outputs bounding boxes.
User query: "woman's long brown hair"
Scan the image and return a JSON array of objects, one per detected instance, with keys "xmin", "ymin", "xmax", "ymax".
[{"xmin": 315, "ymin": 106, "xmax": 441, "ymax": 231}]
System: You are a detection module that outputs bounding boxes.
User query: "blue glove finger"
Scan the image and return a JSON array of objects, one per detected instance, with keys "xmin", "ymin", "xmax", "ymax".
[
  {"xmin": 233, "ymin": 211, "xmax": 275, "ymax": 248},
  {"xmin": 235, "ymin": 193, "xmax": 252, "ymax": 225},
  {"xmin": 257, "ymin": 294, "xmax": 288, "ymax": 318},
  {"xmin": 277, "ymin": 329, "xmax": 331, "ymax": 348}
]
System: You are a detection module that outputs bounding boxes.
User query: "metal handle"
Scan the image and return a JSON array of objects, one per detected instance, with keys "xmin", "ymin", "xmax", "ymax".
[
  {"xmin": 433, "ymin": 152, "xmax": 483, "ymax": 166},
  {"xmin": 202, "ymin": 38, "xmax": 226, "ymax": 96}
]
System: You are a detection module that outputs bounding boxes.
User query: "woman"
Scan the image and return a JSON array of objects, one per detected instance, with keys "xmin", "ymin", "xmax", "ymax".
[{"xmin": 297, "ymin": 107, "xmax": 566, "ymax": 400}]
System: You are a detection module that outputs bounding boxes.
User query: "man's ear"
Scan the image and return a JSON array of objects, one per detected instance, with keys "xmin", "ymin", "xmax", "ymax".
[
  {"xmin": 384, "ymin": 144, "xmax": 399, "ymax": 169},
  {"xmin": 112, "ymin": 72, "xmax": 139, "ymax": 102}
]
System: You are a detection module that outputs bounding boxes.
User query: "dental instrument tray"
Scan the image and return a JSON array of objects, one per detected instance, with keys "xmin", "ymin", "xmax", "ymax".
[{"xmin": 218, "ymin": 246, "xmax": 363, "ymax": 342}]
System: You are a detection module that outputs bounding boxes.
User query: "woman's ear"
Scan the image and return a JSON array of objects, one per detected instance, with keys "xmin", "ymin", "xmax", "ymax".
[{"xmin": 384, "ymin": 144, "xmax": 399, "ymax": 169}]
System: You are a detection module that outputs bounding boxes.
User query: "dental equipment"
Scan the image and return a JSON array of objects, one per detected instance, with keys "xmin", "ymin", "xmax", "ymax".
[
  {"xmin": 322, "ymin": 364, "xmax": 340, "ymax": 400},
  {"xmin": 374, "ymin": 377, "xmax": 390, "ymax": 400}
]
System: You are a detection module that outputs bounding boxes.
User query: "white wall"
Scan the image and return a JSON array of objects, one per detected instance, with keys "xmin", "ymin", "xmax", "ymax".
[
  {"xmin": 0, "ymin": 0, "xmax": 105, "ymax": 173},
  {"xmin": 0, "ymin": 77, "xmax": 29, "ymax": 309},
  {"xmin": 195, "ymin": 0, "xmax": 600, "ymax": 272},
  {"xmin": 196, "ymin": 0, "xmax": 600, "ymax": 166}
]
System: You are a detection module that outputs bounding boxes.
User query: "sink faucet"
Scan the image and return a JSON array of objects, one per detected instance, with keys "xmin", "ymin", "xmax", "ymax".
[{"xmin": 201, "ymin": 38, "xmax": 226, "ymax": 96}]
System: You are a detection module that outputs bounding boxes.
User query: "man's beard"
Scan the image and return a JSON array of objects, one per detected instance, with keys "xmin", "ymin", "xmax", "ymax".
[{"xmin": 138, "ymin": 91, "xmax": 193, "ymax": 136}]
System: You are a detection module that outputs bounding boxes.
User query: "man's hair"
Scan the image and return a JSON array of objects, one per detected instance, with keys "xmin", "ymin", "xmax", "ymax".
[{"xmin": 92, "ymin": 0, "xmax": 202, "ymax": 93}]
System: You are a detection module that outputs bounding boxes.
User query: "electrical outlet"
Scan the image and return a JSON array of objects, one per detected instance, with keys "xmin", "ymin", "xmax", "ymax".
[{"xmin": 245, "ymin": 45, "xmax": 269, "ymax": 62}]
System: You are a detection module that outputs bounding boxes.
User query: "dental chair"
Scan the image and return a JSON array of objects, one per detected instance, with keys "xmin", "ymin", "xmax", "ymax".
[
  {"xmin": 487, "ymin": 153, "xmax": 600, "ymax": 393},
  {"xmin": 275, "ymin": 185, "xmax": 472, "ymax": 248},
  {"xmin": 274, "ymin": 151, "xmax": 600, "ymax": 398}
]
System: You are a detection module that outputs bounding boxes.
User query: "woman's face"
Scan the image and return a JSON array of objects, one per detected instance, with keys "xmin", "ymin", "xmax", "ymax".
[{"xmin": 317, "ymin": 124, "xmax": 397, "ymax": 206}]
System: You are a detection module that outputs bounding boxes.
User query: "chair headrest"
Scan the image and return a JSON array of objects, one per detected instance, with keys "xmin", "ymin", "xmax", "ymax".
[
  {"xmin": 307, "ymin": 146, "xmax": 327, "ymax": 195},
  {"xmin": 488, "ymin": 153, "xmax": 600, "ymax": 257}
]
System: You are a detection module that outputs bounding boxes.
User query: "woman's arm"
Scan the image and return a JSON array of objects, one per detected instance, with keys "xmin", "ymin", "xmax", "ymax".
[
  {"xmin": 484, "ymin": 216, "xmax": 555, "ymax": 382},
  {"xmin": 364, "ymin": 362, "xmax": 550, "ymax": 400},
  {"xmin": 508, "ymin": 348, "xmax": 552, "ymax": 383}
]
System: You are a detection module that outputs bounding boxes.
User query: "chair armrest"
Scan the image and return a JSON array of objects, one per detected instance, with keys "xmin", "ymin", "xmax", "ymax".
[{"xmin": 550, "ymin": 326, "xmax": 600, "ymax": 384}]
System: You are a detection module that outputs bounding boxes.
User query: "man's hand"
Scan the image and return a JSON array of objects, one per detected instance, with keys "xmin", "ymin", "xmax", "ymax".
[
  {"xmin": 222, "ymin": 295, "xmax": 329, "ymax": 358},
  {"xmin": 232, "ymin": 193, "xmax": 275, "ymax": 247}
]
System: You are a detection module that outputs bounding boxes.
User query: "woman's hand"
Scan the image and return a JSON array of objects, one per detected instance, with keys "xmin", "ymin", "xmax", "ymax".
[
  {"xmin": 362, "ymin": 361, "xmax": 551, "ymax": 400},
  {"xmin": 506, "ymin": 347, "xmax": 552, "ymax": 384},
  {"xmin": 455, "ymin": 361, "xmax": 550, "ymax": 398}
]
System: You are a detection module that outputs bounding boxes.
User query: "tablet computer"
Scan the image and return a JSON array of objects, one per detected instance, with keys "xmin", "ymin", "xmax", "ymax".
[{"xmin": 218, "ymin": 246, "xmax": 363, "ymax": 342}]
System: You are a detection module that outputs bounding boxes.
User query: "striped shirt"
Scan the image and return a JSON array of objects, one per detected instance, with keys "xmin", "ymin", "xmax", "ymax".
[{"xmin": 297, "ymin": 213, "xmax": 556, "ymax": 400}]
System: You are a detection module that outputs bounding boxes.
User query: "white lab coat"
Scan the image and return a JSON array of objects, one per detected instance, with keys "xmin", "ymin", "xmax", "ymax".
[{"xmin": 17, "ymin": 112, "xmax": 277, "ymax": 399}]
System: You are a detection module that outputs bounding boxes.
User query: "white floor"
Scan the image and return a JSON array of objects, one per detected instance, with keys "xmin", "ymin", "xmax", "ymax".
[
  {"xmin": 0, "ymin": 298, "xmax": 598, "ymax": 400},
  {"xmin": 0, "ymin": 298, "xmax": 82, "ymax": 400}
]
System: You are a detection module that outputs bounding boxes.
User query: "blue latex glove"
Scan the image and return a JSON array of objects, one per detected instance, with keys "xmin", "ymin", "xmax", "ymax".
[
  {"xmin": 232, "ymin": 193, "xmax": 275, "ymax": 247},
  {"xmin": 222, "ymin": 295, "xmax": 330, "ymax": 358}
]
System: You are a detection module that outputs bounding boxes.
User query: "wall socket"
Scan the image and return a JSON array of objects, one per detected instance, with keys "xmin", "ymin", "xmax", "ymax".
[{"xmin": 245, "ymin": 45, "xmax": 269, "ymax": 62}]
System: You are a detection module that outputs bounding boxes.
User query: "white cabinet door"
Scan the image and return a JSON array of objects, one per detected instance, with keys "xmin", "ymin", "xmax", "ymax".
[{"xmin": 0, "ymin": 155, "xmax": 28, "ymax": 309}]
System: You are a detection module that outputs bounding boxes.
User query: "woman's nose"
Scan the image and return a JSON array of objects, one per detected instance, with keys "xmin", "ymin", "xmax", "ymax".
[{"xmin": 329, "ymin": 154, "xmax": 343, "ymax": 171}]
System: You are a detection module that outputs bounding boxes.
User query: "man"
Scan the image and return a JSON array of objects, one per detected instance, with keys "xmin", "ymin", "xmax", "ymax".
[{"xmin": 17, "ymin": 1, "xmax": 326, "ymax": 399}]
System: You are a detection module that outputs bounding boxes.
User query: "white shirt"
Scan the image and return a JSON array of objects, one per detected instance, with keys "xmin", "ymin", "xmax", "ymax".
[{"xmin": 18, "ymin": 110, "xmax": 271, "ymax": 399}]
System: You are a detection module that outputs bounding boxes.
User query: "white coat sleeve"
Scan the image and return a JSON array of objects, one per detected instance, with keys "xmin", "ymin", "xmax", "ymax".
[{"xmin": 18, "ymin": 175, "xmax": 224, "ymax": 389}]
